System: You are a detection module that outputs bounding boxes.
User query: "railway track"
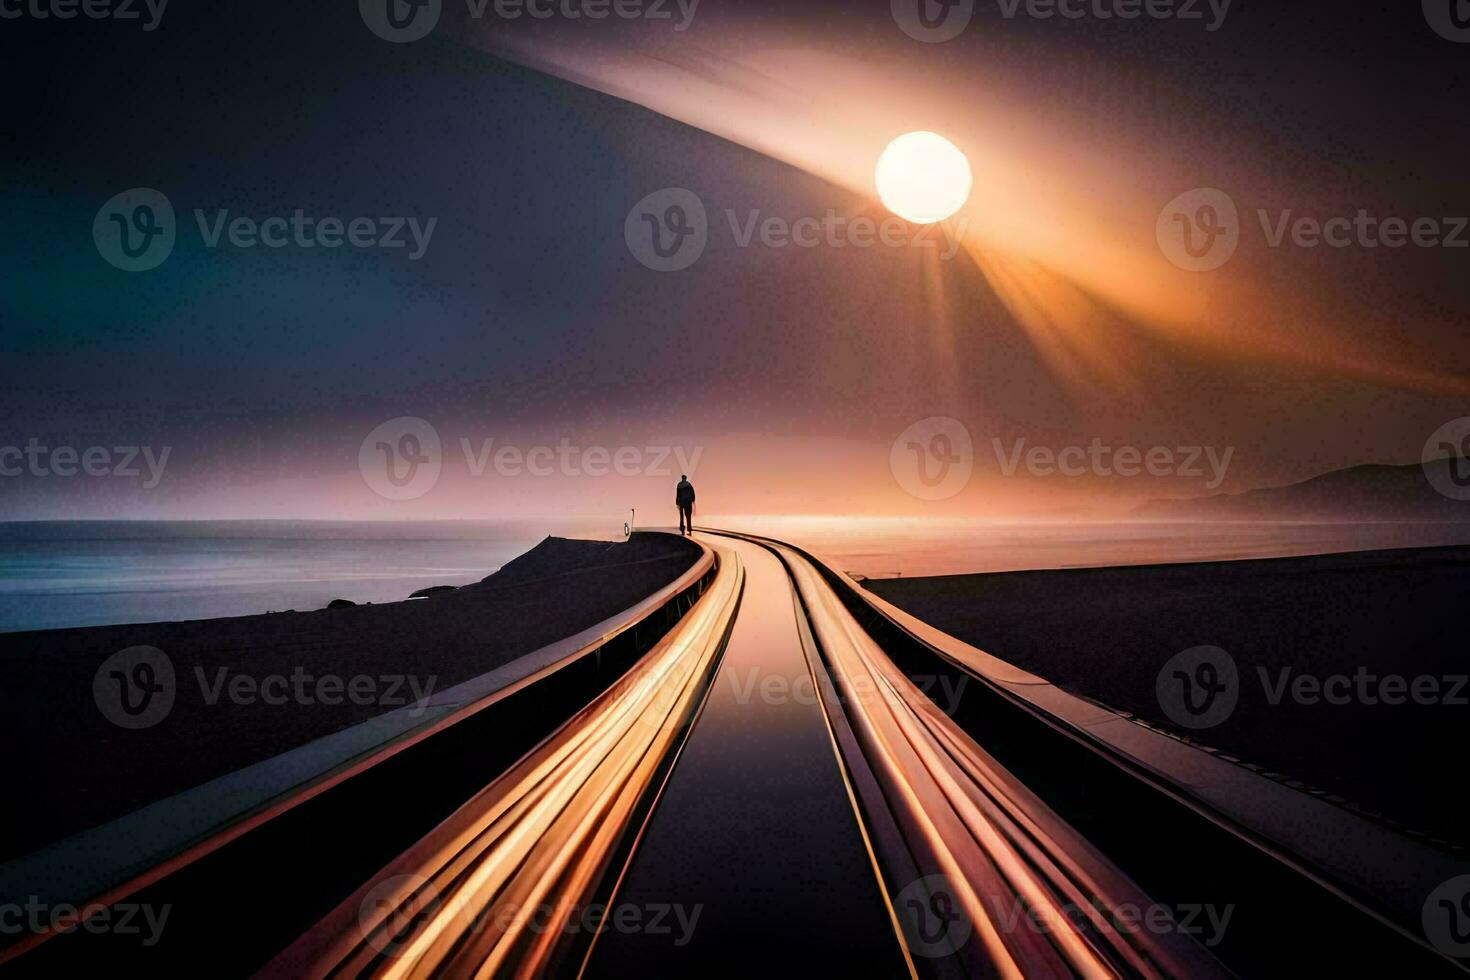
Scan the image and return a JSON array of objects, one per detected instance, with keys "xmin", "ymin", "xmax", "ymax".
[{"xmin": 3, "ymin": 529, "xmax": 1462, "ymax": 977}]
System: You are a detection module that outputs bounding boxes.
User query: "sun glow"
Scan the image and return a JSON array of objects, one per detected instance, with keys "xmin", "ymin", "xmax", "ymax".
[{"xmin": 874, "ymin": 131, "xmax": 973, "ymax": 224}]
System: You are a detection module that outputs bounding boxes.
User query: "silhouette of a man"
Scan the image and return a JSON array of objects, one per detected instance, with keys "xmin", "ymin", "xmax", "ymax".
[{"xmin": 675, "ymin": 474, "xmax": 695, "ymax": 536}]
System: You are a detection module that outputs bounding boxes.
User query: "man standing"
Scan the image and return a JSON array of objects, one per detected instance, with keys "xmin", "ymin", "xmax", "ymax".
[{"xmin": 675, "ymin": 474, "xmax": 695, "ymax": 535}]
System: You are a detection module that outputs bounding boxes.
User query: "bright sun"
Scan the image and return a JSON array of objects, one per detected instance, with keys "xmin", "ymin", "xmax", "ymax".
[{"xmin": 874, "ymin": 131, "xmax": 972, "ymax": 225}]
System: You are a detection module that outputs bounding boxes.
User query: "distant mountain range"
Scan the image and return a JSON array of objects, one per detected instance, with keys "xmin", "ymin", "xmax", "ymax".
[{"xmin": 1136, "ymin": 459, "xmax": 1470, "ymax": 521}]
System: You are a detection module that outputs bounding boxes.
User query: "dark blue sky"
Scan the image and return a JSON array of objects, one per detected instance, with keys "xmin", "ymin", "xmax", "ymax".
[{"xmin": 2, "ymin": 2, "xmax": 1467, "ymax": 519}]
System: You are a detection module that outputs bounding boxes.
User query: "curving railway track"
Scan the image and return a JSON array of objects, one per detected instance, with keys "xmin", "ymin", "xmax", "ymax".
[{"xmin": 3, "ymin": 529, "xmax": 1463, "ymax": 978}]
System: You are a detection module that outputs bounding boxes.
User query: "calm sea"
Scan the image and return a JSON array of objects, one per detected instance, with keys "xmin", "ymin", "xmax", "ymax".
[
  {"xmin": 4, "ymin": 518, "xmax": 1469, "ymax": 633},
  {"xmin": 0, "ymin": 520, "xmax": 620, "ymax": 633}
]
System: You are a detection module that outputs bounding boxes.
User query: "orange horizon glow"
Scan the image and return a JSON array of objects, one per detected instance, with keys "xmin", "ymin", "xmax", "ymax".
[{"xmin": 468, "ymin": 21, "xmax": 1470, "ymax": 405}]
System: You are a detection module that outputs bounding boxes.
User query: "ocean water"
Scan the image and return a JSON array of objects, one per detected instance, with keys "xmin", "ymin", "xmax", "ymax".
[
  {"xmin": 6, "ymin": 518, "xmax": 1470, "ymax": 633},
  {"xmin": 0, "ymin": 520, "xmax": 623, "ymax": 633}
]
